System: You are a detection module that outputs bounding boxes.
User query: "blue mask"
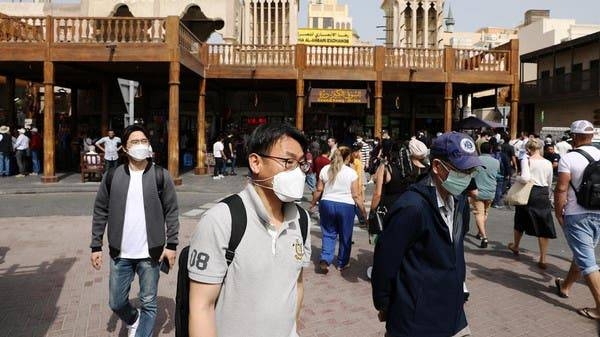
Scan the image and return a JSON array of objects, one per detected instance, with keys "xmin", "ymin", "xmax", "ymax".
[{"xmin": 439, "ymin": 161, "xmax": 474, "ymax": 196}]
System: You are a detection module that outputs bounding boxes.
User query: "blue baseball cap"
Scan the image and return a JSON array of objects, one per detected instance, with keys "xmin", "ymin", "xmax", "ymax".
[{"xmin": 430, "ymin": 132, "xmax": 483, "ymax": 170}]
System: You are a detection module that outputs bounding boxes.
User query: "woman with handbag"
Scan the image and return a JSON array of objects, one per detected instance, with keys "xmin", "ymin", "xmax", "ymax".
[{"xmin": 507, "ymin": 139, "xmax": 556, "ymax": 269}]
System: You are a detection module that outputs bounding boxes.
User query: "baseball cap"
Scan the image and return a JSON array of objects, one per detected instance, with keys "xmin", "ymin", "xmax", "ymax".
[
  {"xmin": 570, "ymin": 120, "xmax": 595, "ymax": 134},
  {"xmin": 430, "ymin": 132, "xmax": 483, "ymax": 171},
  {"xmin": 408, "ymin": 138, "xmax": 428, "ymax": 158},
  {"xmin": 31, "ymin": 127, "xmax": 38, "ymax": 132}
]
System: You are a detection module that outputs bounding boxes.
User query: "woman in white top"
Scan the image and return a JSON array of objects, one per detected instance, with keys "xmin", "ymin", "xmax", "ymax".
[
  {"xmin": 310, "ymin": 146, "xmax": 368, "ymax": 273},
  {"xmin": 508, "ymin": 139, "xmax": 556, "ymax": 269}
]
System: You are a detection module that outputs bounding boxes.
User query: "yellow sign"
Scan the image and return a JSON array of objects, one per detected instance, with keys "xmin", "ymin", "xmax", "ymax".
[
  {"xmin": 309, "ymin": 89, "xmax": 368, "ymax": 104},
  {"xmin": 297, "ymin": 28, "xmax": 352, "ymax": 46}
]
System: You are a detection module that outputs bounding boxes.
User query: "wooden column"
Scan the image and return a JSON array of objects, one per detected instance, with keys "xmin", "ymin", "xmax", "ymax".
[
  {"xmin": 6, "ymin": 75, "xmax": 15, "ymax": 127},
  {"xmin": 509, "ymin": 39, "xmax": 520, "ymax": 139},
  {"xmin": 70, "ymin": 88, "xmax": 78, "ymax": 140},
  {"xmin": 374, "ymin": 46, "xmax": 385, "ymax": 139},
  {"xmin": 101, "ymin": 78, "xmax": 109, "ymax": 136},
  {"xmin": 195, "ymin": 77, "xmax": 207, "ymax": 175},
  {"xmin": 444, "ymin": 82, "xmax": 453, "ymax": 132},
  {"xmin": 41, "ymin": 61, "xmax": 57, "ymax": 183},
  {"xmin": 168, "ymin": 61, "xmax": 181, "ymax": 185},
  {"xmin": 295, "ymin": 44, "xmax": 306, "ymax": 131}
]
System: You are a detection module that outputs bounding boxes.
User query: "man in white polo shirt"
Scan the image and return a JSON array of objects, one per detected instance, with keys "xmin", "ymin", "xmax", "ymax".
[
  {"xmin": 96, "ymin": 129, "xmax": 122, "ymax": 172},
  {"xmin": 188, "ymin": 123, "xmax": 311, "ymax": 337}
]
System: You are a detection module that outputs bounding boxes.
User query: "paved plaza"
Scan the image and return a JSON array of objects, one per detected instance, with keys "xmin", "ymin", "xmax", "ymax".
[{"xmin": 1, "ymin": 172, "xmax": 599, "ymax": 337}]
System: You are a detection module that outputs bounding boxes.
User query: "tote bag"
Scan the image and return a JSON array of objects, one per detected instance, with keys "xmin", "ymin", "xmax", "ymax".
[{"xmin": 505, "ymin": 180, "xmax": 534, "ymax": 206}]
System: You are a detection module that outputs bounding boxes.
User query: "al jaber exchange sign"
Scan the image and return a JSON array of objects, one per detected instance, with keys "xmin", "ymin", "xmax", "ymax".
[
  {"xmin": 309, "ymin": 89, "xmax": 368, "ymax": 104},
  {"xmin": 297, "ymin": 28, "xmax": 352, "ymax": 46}
]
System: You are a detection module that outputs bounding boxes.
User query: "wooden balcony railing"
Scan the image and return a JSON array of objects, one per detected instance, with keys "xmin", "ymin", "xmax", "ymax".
[
  {"xmin": 0, "ymin": 16, "xmax": 46, "ymax": 42},
  {"xmin": 306, "ymin": 46, "xmax": 374, "ymax": 67},
  {"xmin": 454, "ymin": 49, "xmax": 509, "ymax": 72},
  {"xmin": 52, "ymin": 17, "xmax": 166, "ymax": 43},
  {"xmin": 385, "ymin": 48, "xmax": 443, "ymax": 69},
  {"xmin": 208, "ymin": 44, "xmax": 295, "ymax": 66},
  {"xmin": 179, "ymin": 23, "xmax": 202, "ymax": 55}
]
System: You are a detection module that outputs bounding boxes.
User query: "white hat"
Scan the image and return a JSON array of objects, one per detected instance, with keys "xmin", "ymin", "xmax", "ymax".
[
  {"xmin": 31, "ymin": 127, "xmax": 38, "ymax": 132},
  {"xmin": 17, "ymin": 128, "xmax": 25, "ymax": 133},
  {"xmin": 409, "ymin": 138, "xmax": 428, "ymax": 158},
  {"xmin": 0, "ymin": 125, "xmax": 9, "ymax": 133},
  {"xmin": 570, "ymin": 120, "xmax": 595, "ymax": 134}
]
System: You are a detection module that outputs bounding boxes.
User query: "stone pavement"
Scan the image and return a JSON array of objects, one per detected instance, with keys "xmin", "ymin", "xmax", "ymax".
[{"xmin": 1, "ymin": 171, "xmax": 600, "ymax": 336}]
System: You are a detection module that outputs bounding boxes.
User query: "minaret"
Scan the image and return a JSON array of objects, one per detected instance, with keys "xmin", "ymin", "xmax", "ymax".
[{"xmin": 445, "ymin": 4, "xmax": 455, "ymax": 33}]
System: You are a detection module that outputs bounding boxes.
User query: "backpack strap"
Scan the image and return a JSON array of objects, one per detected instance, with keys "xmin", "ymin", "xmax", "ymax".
[
  {"xmin": 295, "ymin": 205, "xmax": 309, "ymax": 244},
  {"xmin": 569, "ymin": 149, "xmax": 596, "ymax": 192},
  {"xmin": 220, "ymin": 194, "xmax": 247, "ymax": 266},
  {"xmin": 104, "ymin": 167, "xmax": 116, "ymax": 195},
  {"xmin": 106, "ymin": 164, "xmax": 165, "ymax": 206}
]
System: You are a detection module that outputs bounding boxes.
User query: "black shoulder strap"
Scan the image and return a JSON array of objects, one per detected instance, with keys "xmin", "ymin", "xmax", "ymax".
[
  {"xmin": 296, "ymin": 205, "xmax": 309, "ymax": 244},
  {"xmin": 154, "ymin": 164, "xmax": 165, "ymax": 200},
  {"xmin": 569, "ymin": 148, "xmax": 597, "ymax": 192},
  {"xmin": 104, "ymin": 167, "xmax": 116, "ymax": 195},
  {"xmin": 175, "ymin": 246, "xmax": 190, "ymax": 337},
  {"xmin": 221, "ymin": 194, "xmax": 246, "ymax": 266}
]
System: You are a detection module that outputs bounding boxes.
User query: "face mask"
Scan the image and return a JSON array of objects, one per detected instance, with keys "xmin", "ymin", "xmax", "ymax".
[
  {"xmin": 439, "ymin": 161, "xmax": 473, "ymax": 196},
  {"xmin": 127, "ymin": 144, "xmax": 151, "ymax": 161},
  {"xmin": 254, "ymin": 167, "xmax": 306, "ymax": 202}
]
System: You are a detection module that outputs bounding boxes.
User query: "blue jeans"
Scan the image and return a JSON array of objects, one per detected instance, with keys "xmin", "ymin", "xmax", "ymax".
[
  {"xmin": 305, "ymin": 173, "xmax": 316, "ymax": 192},
  {"xmin": 31, "ymin": 150, "xmax": 41, "ymax": 174},
  {"xmin": 0, "ymin": 152, "xmax": 10, "ymax": 176},
  {"xmin": 493, "ymin": 177, "xmax": 504, "ymax": 205},
  {"xmin": 227, "ymin": 156, "xmax": 237, "ymax": 174},
  {"xmin": 563, "ymin": 213, "xmax": 600, "ymax": 276},
  {"xmin": 319, "ymin": 199, "xmax": 355, "ymax": 268},
  {"xmin": 109, "ymin": 258, "xmax": 159, "ymax": 337}
]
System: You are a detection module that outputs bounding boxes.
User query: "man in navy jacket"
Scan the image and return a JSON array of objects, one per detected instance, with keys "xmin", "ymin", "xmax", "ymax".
[{"xmin": 372, "ymin": 132, "xmax": 483, "ymax": 337}]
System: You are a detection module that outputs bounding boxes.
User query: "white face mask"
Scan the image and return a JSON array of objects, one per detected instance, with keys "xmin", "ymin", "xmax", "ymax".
[
  {"xmin": 254, "ymin": 167, "xmax": 306, "ymax": 202},
  {"xmin": 127, "ymin": 144, "xmax": 151, "ymax": 161}
]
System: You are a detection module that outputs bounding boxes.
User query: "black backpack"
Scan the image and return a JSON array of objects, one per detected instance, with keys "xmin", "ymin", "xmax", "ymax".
[
  {"xmin": 570, "ymin": 149, "xmax": 600, "ymax": 210},
  {"xmin": 175, "ymin": 194, "xmax": 309, "ymax": 337}
]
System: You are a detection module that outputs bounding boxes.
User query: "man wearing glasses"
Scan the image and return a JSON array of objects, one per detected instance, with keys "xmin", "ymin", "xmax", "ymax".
[
  {"xmin": 91, "ymin": 124, "xmax": 180, "ymax": 337},
  {"xmin": 372, "ymin": 132, "xmax": 482, "ymax": 337},
  {"xmin": 188, "ymin": 123, "xmax": 311, "ymax": 337}
]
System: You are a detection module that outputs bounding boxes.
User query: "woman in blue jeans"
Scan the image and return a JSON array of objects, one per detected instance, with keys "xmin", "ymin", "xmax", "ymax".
[{"xmin": 310, "ymin": 146, "xmax": 368, "ymax": 273}]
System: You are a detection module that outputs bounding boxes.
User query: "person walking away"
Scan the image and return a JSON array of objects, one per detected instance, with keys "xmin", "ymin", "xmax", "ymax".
[
  {"xmin": 553, "ymin": 120, "xmax": 600, "ymax": 319},
  {"xmin": 507, "ymin": 139, "xmax": 556, "ymax": 269},
  {"xmin": 29, "ymin": 127, "xmax": 42, "ymax": 175},
  {"xmin": 471, "ymin": 142, "xmax": 500, "ymax": 248},
  {"xmin": 212, "ymin": 134, "xmax": 226, "ymax": 180},
  {"xmin": 310, "ymin": 146, "xmax": 367, "ymax": 273},
  {"xmin": 96, "ymin": 129, "xmax": 122, "ymax": 172},
  {"xmin": 372, "ymin": 132, "xmax": 482, "ymax": 337},
  {"xmin": 223, "ymin": 133, "xmax": 237, "ymax": 175},
  {"xmin": 13, "ymin": 128, "xmax": 29, "ymax": 177},
  {"xmin": 492, "ymin": 142, "xmax": 511, "ymax": 208},
  {"xmin": 501, "ymin": 134, "xmax": 517, "ymax": 189},
  {"xmin": 304, "ymin": 147, "xmax": 316, "ymax": 193},
  {"xmin": 0, "ymin": 125, "xmax": 13, "ymax": 177},
  {"xmin": 351, "ymin": 143, "xmax": 366, "ymax": 225},
  {"xmin": 90, "ymin": 124, "xmax": 179, "ymax": 337},
  {"xmin": 187, "ymin": 123, "xmax": 311, "ymax": 337}
]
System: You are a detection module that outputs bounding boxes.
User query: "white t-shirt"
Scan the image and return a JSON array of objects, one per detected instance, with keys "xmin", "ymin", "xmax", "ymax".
[
  {"xmin": 319, "ymin": 164, "xmax": 357, "ymax": 205},
  {"xmin": 555, "ymin": 141, "xmax": 573, "ymax": 157},
  {"xmin": 558, "ymin": 145, "xmax": 600, "ymax": 216},
  {"xmin": 213, "ymin": 141, "xmax": 224, "ymax": 158},
  {"xmin": 95, "ymin": 136, "xmax": 121, "ymax": 161},
  {"xmin": 120, "ymin": 170, "xmax": 149, "ymax": 259}
]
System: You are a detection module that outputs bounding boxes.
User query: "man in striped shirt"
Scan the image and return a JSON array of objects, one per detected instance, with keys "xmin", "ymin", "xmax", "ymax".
[{"xmin": 356, "ymin": 135, "xmax": 371, "ymax": 183}]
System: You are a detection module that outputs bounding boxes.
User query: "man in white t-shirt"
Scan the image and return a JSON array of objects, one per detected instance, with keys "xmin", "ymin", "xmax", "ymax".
[
  {"xmin": 554, "ymin": 120, "xmax": 600, "ymax": 320},
  {"xmin": 555, "ymin": 135, "xmax": 573, "ymax": 157},
  {"xmin": 95, "ymin": 129, "xmax": 122, "ymax": 172},
  {"xmin": 212, "ymin": 134, "xmax": 226, "ymax": 180}
]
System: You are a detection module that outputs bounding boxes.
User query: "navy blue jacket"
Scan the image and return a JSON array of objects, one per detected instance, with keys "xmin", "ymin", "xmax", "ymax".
[{"xmin": 372, "ymin": 176, "xmax": 469, "ymax": 337}]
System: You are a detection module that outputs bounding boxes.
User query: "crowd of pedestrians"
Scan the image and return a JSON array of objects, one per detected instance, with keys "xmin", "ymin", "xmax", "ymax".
[
  {"xmin": 0, "ymin": 124, "xmax": 42, "ymax": 177},
  {"xmin": 84, "ymin": 119, "xmax": 600, "ymax": 337}
]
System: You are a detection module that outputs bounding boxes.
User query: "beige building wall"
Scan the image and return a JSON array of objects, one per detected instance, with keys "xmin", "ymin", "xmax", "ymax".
[
  {"xmin": 534, "ymin": 98, "xmax": 600, "ymax": 131},
  {"xmin": 241, "ymin": 0, "xmax": 299, "ymax": 45},
  {"xmin": 307, "ymin": 0, "xmax": 351, "ymax": 30}
]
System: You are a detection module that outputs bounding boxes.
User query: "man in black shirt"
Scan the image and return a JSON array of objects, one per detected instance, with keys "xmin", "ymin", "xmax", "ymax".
[{"xmin": 544, "ymin": 144, "xmax": 560, "ymax": 177}]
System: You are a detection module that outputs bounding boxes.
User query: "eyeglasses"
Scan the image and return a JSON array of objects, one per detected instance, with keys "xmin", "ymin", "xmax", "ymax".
[
  {"xmin": 128, "ymin": 138, "xmax": 149, "ymax": 145},
  {"xmin": 257, "ymin": 153, "xmax": 310, "ymax": 173}
]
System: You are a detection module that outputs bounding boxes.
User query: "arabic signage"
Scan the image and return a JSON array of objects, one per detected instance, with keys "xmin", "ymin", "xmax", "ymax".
[
  {"xmin": 297, "ymin": 28, "xmax": 352, "ymax": 46},
  {"xmin": 309, "ymin": 88, "xmax": 368, "ymax": 104}
]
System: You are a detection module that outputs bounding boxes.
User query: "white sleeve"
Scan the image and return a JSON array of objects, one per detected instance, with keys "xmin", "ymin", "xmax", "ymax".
[
  {"xmin": 517, "ymin": 158, "xmax": 531, "ymax": 183},
  {"xmin": 557, "ymin": 155, "xmax": 571, "ymax": 174}
]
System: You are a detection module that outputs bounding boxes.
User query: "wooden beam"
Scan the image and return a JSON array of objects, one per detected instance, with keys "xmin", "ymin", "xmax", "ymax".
[
  {"xmin": 510, "ymin": 39, "xmax": 520, "ymax": 139},
  {"xmin": 444, "ymin": 82, "xmax": 453, "ymax": 132},
  {"xmin": 295, "ymin": 77, "xmax": 304, "ymax": 130},
  {"xmin": 41, "ymin": 61, "xmax": 57, "ymax": 183},
  {"xmin": 168, "ymin": 60, "xmax": 181, "ymax": 185},
  {"xmin": 195, "ymin": 77, "xmax": 207, "ymax": 175},
  {"xmin": 374, "ymin": 46, "xmax": 385, "ymax": 139}
]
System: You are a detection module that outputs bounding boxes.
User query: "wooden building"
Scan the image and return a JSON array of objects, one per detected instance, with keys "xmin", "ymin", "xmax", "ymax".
[{"xmin": 0, "ymin": 14, "xmax": 519, "ymax": 184}]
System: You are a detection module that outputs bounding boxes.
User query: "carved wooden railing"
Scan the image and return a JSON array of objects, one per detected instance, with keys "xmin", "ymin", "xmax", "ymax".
[
  {"xmin": 208, "ymin": 44, "xmax": 295, "ymax": 66},
  {"xmin": 385, "ymin": 48, "xmax": 443, "ymax": 69},
  {"xmin": 52, "ymin": 17, "xmax": 166, "ymax": 43},
  {"xmin": 454, "ymin": 49, "xmax": 509, "ymax": 72},
  {"xmin": 179, "ymin": 22, "xmax": 203, "ymax": 55},
  {"xmin": 0, "ymin": 16, "xmax": 46, "ymax": 42},
  {"xmin": 306, "ymin": 46, "xmax": 374, "ymax": 67}
]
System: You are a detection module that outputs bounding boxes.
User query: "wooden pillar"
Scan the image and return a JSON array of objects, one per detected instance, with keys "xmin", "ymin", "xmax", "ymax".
[
  {"xmin": 70, "ymin": 88, "xmax": 78, "ymax": 140},
  {"xmin": 101, "ymin": 78, "xmax": 109, "ymax": 136},
  {"xmin": 168, "ymin": 61, "xmax": 181, "ymax": 185},
  {"xmin": 444, "ymin": 82, "xmax": 453, "ymax": 132},
  {"xmin": 295, "ymin": 78, "xmax": 304, "ymax": 130},
  {"xmin": 509, "ymin": 39, "xmax": 520, "ymax": 139},
  {"xmin": 6, "ymin": 75, "xmax": 16, "ymax": 127},
  {"xmin": 195, "ymin": 77, "xmax": 207, "ymax": 175},
  {"xmin": 41, "ymin": 61, "xmax": 57, "ymax": 183},
  {"xmin": 374, "ymin": 46, "xmax": 385, "ymax": 139}
]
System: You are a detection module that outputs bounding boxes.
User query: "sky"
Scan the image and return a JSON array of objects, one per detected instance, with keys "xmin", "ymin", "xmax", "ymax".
[{"xmin": 299, "ymin": 0, "xmax": 600, "ymax": 43}]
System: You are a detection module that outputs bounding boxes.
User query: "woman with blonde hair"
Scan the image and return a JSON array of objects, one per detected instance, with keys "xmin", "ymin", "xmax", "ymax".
[
  {"xmin": 508, "ymin": 138, "xmax": 556, "ymax": 269},
  {"xmin": 310, "ymin": 146, "xmax": 368, "ymax": 273}
]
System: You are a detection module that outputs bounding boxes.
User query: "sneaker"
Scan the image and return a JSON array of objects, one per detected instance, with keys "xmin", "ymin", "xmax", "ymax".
[
  {"xmin": 491, "ymin": 204, "xmax": 504, "ymax": 209},
  {"xmin": 30, "ymin": 172, "xmax": 38, "ymax": 176},
  {"xmin": 218, "ymin": 174, "xmax": 224, "ymax": 178},
  {"xmin": 15, "ymin": 174, "xmax": 25, "ymax": 178},
  {"xmin": 480, "ymin": 237, "xmax": 489, "ymax": 249},
  {"xmin": 366, "ymin": 266, "xmax": 373, "ymax": 279},
  {"xmin": 319, "ymin": 260, "xmax": 329, "ymax": 274},
  {"xmin": 212, "ymin": 176, "xmax": 220, "ymax": 180},
  {"xmin": 128, "ymin": 309, "xmax": 140, "ymax": 337}
]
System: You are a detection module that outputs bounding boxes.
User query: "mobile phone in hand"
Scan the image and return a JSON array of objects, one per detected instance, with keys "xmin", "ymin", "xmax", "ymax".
[{"xmin": 160, "ymin": 260, "xmax": 170, "ymax": 274}]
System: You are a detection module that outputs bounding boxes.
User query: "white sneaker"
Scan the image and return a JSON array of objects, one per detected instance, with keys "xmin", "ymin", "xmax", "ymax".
[
  {"xmin": 218, "ymin": 174, "xmax": 224, "ymax": 178},
  {"xmin": 366, "ymin": 266, "xmax": 373, "ymax": 279},
  {"xmin": 213, "ymin": 176, "xmax": 219, "ymax": 180},
  {"xmin": 127, "ymin": 309, "xmax": 140, "ymax": 337}
]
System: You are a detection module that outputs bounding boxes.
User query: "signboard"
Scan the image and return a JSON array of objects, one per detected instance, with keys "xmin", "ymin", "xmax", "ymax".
[
  {"xmin": 298, "ymin": 28, "xmax": 352, "ymax": 46},
  {"xmin": 309, "ymin": 88, "xmax": 368, "ymax": 104}
]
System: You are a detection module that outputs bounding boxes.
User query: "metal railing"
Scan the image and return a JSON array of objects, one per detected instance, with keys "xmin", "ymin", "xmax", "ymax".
[
  {"xmin": 208, "ymin": 44, "xmax": 295, "ymax": 66},
  {"xmin": 385, "ymin": 48, "xmax": 443, "ymax": 69}
]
